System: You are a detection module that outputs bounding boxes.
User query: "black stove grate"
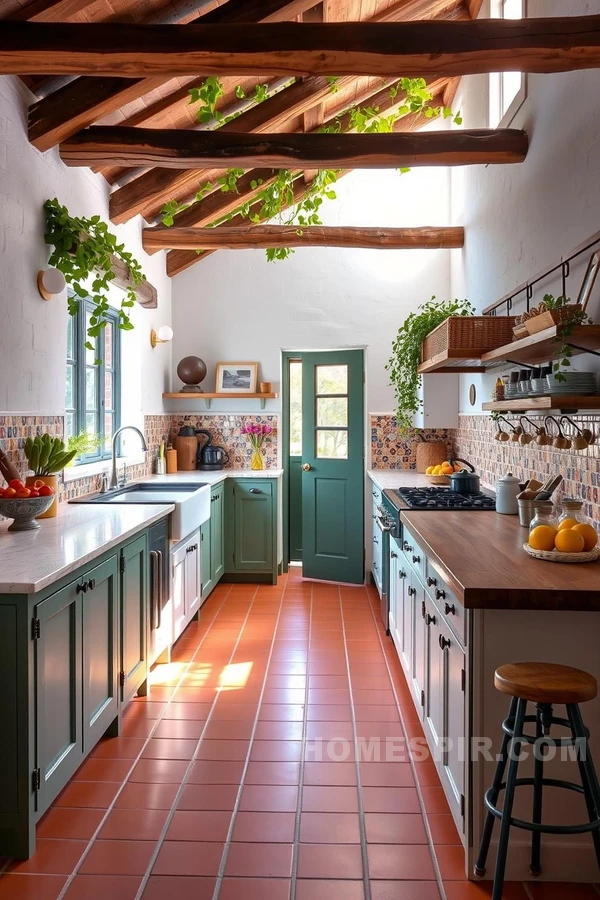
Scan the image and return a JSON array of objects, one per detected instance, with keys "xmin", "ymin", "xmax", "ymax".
[{"xmin": 388, "ymin": 487, "xmax": 496, "ymax": 511}]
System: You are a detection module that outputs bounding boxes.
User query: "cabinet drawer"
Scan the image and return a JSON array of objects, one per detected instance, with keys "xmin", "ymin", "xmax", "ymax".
[
  {"xmin": 425, "ymin": 562, "xmax": 466, "ymax": 646},
  {"xmin": 370, "ymin": 482, "xmax": 382, "ymax": 508},
  {"xmin": 401, "ymin": 530, "xmax": 426, "ymax": 585}
]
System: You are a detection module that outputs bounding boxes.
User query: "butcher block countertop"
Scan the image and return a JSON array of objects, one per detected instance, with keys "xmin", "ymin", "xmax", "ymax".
[{"xmin": 403, "ymin": 509, "xmax": 600, "ymax": 612}]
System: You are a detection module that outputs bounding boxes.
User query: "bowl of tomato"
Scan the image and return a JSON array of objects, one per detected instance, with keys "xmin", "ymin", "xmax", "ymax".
[{"xmin": 0, "ymin": 480, "xmax": 56, "ymax": 531}]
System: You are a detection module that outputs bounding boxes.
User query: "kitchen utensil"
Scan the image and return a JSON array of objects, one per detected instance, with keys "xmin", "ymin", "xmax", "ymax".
[
  {"xmin": 561, "ymin": 416, "xmax": 591, "ymax": 451},
  {"xmin": 196, "ymin": 430, "xmax": 230, "ymax": 471},
  {"xmin": 523, "ymin": 543, "xmax": 600, "ymax": 564},
  {"xmin": 495, "ymin": 472, "xmax": 521, "ymax": 515},
  {"xmin": 0, "ymin": 449, "xmax": 20, "ymax": 485},
  {"xmin": 448, "ymin": 459, "xmax": 480, "ymax": 495},
  {"xmin": 174, "ymin": 425, "xmax": 198, "ymax": 471},
  {"xmin": 0, "ymin": 494, "xmax": 55, "ymax": 531},
  {"xmin": 518, "ymin": 498, "xmax": 537, "ymax": 527},
  {"xmin": 535, "ymin": 474, "xmax": 563, "ymax": 501},
  {"xmin": 166, "ymin": 447, "xmax": 178, "ymax": 474}
]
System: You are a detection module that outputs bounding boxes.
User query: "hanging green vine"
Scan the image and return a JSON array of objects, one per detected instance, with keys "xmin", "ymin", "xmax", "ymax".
[{"xmin": 44, "ymin": 198, "xmax": 143, "ymax": 353}]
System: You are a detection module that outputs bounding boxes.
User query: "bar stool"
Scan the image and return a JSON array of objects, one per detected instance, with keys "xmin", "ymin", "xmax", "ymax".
[{"xmin": 475, "ymin": 662, "xmax": 600, "ymax": 900}]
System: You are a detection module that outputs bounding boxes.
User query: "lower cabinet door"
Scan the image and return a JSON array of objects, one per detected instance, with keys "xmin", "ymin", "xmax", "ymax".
[
  {"xmin": 410, "ymin": 571, "xmax": 427, "ymax": 717},
  {"xmin": 186, "ymin": 532, "xmax": 201, "ymax": 619},
  {"xmin": 171, "ymin": 541, "xmax": 187, "ymax": 641},
  {"xmin": 424, "ymin": 597, "xmax": 444, "ymax": 758},
  {"xmin": 441, "ymin": 620, "xmax": 466, "ymax": 826},
  {"xmin": 388, "ymin": 541, "xmax": 398, "ymax": 640},
  {"xmin": 34, "ymin": 580, "xmax": 83, "ymax": 813},
  {"xmin": 400, "ymin": 563, "xmax": 412, "ymax": 677},
  {"xmin": 82, "ymin": 556, "xmax": 119, "ymax": 754},
  {"xmin": 233, "ymin": 481, "xmax": 273, "ymax": 571},
  {"xmin": 120, "ymin": 534, "xmax": 148, "ymax": 703},
  {"xmin": 211, "ymin": 482, "xmax": 225, "ymax": 584},
  {"xmin": 201, "ymin": 519, "xmax": 213, "ymax": 599}
]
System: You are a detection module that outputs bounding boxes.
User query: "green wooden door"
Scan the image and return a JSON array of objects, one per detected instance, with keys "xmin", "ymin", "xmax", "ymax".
[
  {"xmin": 233, "ymin": 481, "xmax": 274, "ymax": 571},
  {"xmin": 82, "ymin": 555, "xmax": 119, "ymax": 754},
  {"xmin": 301, "ymin": 350, "xmax": 364, "ymax": 584},
  {"xmin": 201, "ymin": 518, "xmax": 213, "ymax": 598},
  {"xmin": 120, "ymin": 534, "xmax": 148, "ymax": 703},
  {"xmin": 34, "ymin": 580, "xmax": 83, "ymax": 812},
  {"xmin": 211, "ymin": 482, "xmax": 225, "ymax": 584}
]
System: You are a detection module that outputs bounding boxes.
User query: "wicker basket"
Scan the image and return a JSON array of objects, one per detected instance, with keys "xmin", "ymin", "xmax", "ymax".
[
  {"xmin": 523, "ymin": 304, "xmax": 583, "ymax": 336},
  {"xmin": 421, "ymin": 316, "xmax": 515, "ymax": 364},
  {"xmin": 415, "ymin": 440, "xmax": 447, "ymax": 473},
  {"xmin": 523, "ymin": 544, "xmax": 600, "ymax": 564}
]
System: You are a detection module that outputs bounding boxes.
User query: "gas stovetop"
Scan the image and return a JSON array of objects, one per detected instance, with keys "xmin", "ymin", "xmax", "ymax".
[{"xmin": 385, "ymin": 486, "xmax": 496, "ymax": 512}]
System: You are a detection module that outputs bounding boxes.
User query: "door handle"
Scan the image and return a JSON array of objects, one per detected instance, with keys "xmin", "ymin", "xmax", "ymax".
[
  {"xmin": 302, "ymin": 463, "xmax": 312, "ymax": 472},
  {"xmin": 445, "ymin": 602, "xmax": 456, "ymax": 616},
  {"xmin": 249, "ymin": 488, "xmax": 262, "ymax": 494},
  {"xmin": 426, "ymin": 613, "xmax": 436, "ymax": 627},
  {"xmin": 439, "ymin": 635, "xmax": 451, "ymax": 650},
  {"xmin": 76, "ymin": 582, "xmax": 88, "ymax": 594},
  {"xmin": 150, "ymin": 550, "xmax": 159, "ymax": 631}
]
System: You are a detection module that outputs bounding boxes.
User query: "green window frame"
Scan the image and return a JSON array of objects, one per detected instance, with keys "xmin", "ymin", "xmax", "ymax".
[{"xmin": 66, "ymin": 298, "xmax": 121, "ymax": 464}]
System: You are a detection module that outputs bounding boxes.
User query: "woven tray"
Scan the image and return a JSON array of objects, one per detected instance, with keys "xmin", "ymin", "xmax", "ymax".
[
  {"xmin": 523, "ymin": 544, "xmax": 600, "ymax": 564},
  {"xmin": 421, "ymin": 316, "xmax": 515, "ymax": 364}
]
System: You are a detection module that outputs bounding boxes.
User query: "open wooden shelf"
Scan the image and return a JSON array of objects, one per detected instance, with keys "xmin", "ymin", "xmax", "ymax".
[
  {"xmin": 482, "ymin": 395, "xmax": 600, "ymax": 412},
  {"xmin": 481, "ymin": 324, "xmax": 600, "ymax": 367},
  {"xmin": 163, "ymin": 392, "xmax": 277, "ymax": 410}
]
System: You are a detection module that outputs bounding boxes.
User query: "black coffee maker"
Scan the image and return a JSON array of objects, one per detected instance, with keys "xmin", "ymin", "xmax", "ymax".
[{"xmin": 196, "ymin": 430, "xmax": 230, "ymax": 471}]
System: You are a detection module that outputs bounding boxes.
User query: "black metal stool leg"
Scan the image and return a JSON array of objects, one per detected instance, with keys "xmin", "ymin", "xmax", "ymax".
[
  {"xmin": 530, "ymin": 703, "xmax": 549, "ymax": 876},
  {"xmin": 567, "ymin": 703, "xmax": 600, "ymax": 870},
  {"xmin": 475, "ymin": 696, "xmax": 518, "ymax": 877},
  {"xmin": 492, "ymin": 697, "xmax": 527, "ymax": 900}
]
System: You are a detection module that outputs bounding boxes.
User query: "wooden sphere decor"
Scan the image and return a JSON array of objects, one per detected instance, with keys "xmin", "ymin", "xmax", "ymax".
[
  {"xmin": 416, "ymin": 440, "xmax": 447, "ymax": 473},
  {"xmin": 177, "ymin": 356, "xmax": 207, "ymax": 393}
]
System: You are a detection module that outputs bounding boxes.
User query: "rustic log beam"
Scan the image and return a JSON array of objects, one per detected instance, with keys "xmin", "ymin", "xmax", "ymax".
[
  {"xmin": 144, "ymin": 224, "xmax": 465, "ymax": 252},
  {"xmin": 4, "ymin": 18, "xmax": 600, "ymax": 78},
  {"xmin": 62, "ymin": 127, "xmax": 529, "ymax": 169},
  {"xmin": 25, "ymin": 1, "xmax": 318, "ymax": 152}
]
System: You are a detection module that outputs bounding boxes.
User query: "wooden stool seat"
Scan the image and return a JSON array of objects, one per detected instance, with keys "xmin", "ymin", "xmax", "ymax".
[{"xmin": 494, "ymin": 662, "xmax": 597, "ymax": 705}]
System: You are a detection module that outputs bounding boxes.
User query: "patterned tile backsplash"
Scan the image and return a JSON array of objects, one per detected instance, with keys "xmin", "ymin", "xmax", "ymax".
[
  {"xmin": 173, "ymin": 415, "xmax": 279, "ymax": 470},
  {"xmin": 370, "ymin": 415, "xmax": 453, "ymax": 469}
]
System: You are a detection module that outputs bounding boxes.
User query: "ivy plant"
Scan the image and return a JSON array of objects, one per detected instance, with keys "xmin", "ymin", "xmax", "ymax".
[
  {"xmin": 44, "ymin": 198, "xmax": 142, "ymax": 354},
  {"xmin": 386, "ymin": 296, "xmax": 475, "ymax": 434},
  {"xmin": 540, "ymin": 294, "xmax": 591, "ymax": 382}
]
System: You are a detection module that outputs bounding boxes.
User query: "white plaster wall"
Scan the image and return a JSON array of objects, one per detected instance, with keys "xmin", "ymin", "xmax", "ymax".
[
  {"xmin": 171, "ymin": 163, "xmax": 452, "ymax": 417},
  {"xmin": 0, "ymin": 75, "xmax": 173, "ymax": 423},
  {"xmin": 450, "ymin": 0, "xmax": 600, "ymax": 412}
]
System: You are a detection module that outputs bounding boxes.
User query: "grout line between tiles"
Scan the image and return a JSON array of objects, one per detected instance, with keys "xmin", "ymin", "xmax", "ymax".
[
  {"xmin": 365, "ymin": 589, "xmax": 447, "ymax": 900},
  {"xmin": 211, "ymin": 583, "xmax": 288, "ymax": 899},
  {"xmin": 522, "ymin": 883, "xmax": 535, "ymax": 899},
  {"xmin": 47, "ymin": 583, "xmax": 235, "ymax": 900},
  {"xmin": 339, "ymin": 584, "xmax": 372, "ymax": 900},
  {"xmin": 131, "ymin": 583, "xmax": 264, "ymax": 900},
  {"xmin": 289, "ymin": 579, "xmax": 313, "ymax": 900}
]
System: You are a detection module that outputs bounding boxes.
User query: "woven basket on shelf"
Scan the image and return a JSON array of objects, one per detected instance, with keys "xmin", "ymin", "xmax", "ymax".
[
  {"xmin": 420, "ymin": 316, "xmax": 515, "ymax": 364},
  {"xmin": 415, "ymin": 440, "xmax": 447, "ymax": 473}
]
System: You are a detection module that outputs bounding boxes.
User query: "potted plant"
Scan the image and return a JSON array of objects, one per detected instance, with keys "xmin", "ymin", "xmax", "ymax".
[{"xmin": 23, "ymin": 435, "xmax": 77, "ymax": 518}]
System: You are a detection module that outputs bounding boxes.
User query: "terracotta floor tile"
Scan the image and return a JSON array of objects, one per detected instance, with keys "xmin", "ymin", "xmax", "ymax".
[
  {"xmin": 151, "ymin": 719, "xmax": 205, "ymax": 740},
  {"xmin": 189, "ymin": 760, "xmax": 245, "ymax": 784},
  {"xmin": 302, "ymin": 786, "xmax": 359, "ymax": 813},
  {"xmin": 522, "ymin": 884, "xmax": 599, "ymax": 899},
  {"xmin": 224, "ymin": 842, "xmax": 293, "ymax": 877},
  {"xmin": 262, "ymin": 688, "xmax": 307, "ymax": 704},
  {"xmin": 355, "ymin": 722, "xmax": 405, "ymax": 740},
  {"xmin": 360, "ymin": 762, "xmax": 415, "ymax": 788},
  {"xmin": 161, "ymin": 703, "xmax": 211, "ymax": 720},
  {"xmin": 304, "ymin": 762, "xmax": 357, "ymax": 785},
  {"xmin": 245, "ymin": 761, "xmax": 301, "ymax": 785},
  {"xmin": 308, "ymin": 689, "xmax": 351, "ymax": 705},
  {"xmin": 353, "ymin": 706, "xmax": 400, "ymax": 723},
  {"xmin": 258, "ymin": 704, "xmax": 305, "ymax": 721},
  {"xmin": 306, "ymin": 721, "xmax": 355, "ymax": 741},
  {"xmin": 370, "ymin": 881, "xmax": 441, "ymax": 900},
  {"xmin": 268, "ymin": 662, "xmax": 307, "ymax": 675},
  {"xmin": 210, "ymin": 703, "xmax": 260, "ymax": 721},
  {"xmin": 219, "ymin": 878, "xmax": 291, "ymax": 900},
  {"xmin": 79, "ymin": 840, "xmax": 155, "ymax": 876},
  {"xmin": 54, "ymin": 781, "xmax": 120, "ymax": 809},
  {"xmin": 300, "ymin": 812, "xmax": 361, "ymax": 843},
  {"xmin": 239, "ymin": 785, "xmax": 298, "ymax": 812},
  {"xmin": 307, "ymin": 705, "xmax": 352, "ymax": 722},
  {"xmin": 265, "ymin": 675, "xmax": 307, "ymax": 688},
  {"xmin": 128, "ymin": 759, "xmax": 189, "ymax": 783},
  {"xmin": 141, "ymin": 738, "xmax": 198, "ymax": 760},
  {"xmin": 177, "ymin": 783, "xmax": 239, "ymax": 810},
  {"xmin": 142, "ymin": 876, "xmax": 217, "ymax": 900},
  {"xmin": 432, "ymin": 844, "xmax": 466, "ymax": 880},
  {"xmin": 6, "ymin": 839, "xmax": 86, "ymax": 875},
  {"xmin": 165, "ymin": 809, "xmax": 232, "ymax": 841},
  {"xmin": 202, "ymin": 720, "xmax": 256, "ymax": 740},
  {"xmin": 308, "ymin": 676, "xmax": 350, "ymax": 688},
  {"xmin": 120, "ymin": 718, "xmax": 157, "ymax": 739},
  {"xmin": 367, "ymin": 844, "xmax": 436, "ymax": 880},
  {"xmin": 37, "ymin": 807, "xmax": 105, "ymax": 841},
  {"xmin": 0, "ymin": 875, "xmax": 67, "ymax": 900},
  {"xmin": 90, "ymin": 738, "xmax": 147, "ymax": 759},
  {"xmin": 364, "ymin": 812, "xmax": 428, "ymax": 844},
  {"xmin": 427, "ymin": 814, "xmax": 462, "ymax": 845},
  {"xmin": 114, "ymin": 782, "xmax": 179, "ymax": 809},
  {"xmin": 250, "ymin": 740, "xmax": 303, "ymax": 762},
  {"xmin": 297, "ymin": 843, "xmax": 363, "ymax": 879},
  {"xmin": 195, "ymin": 739, "xmax": 250, "ymax": 761},
  {"xmin": 62, "ymin": 874, "xmax": 142, "ymax": 899},
  {"xmin": 232, "ymin": 811, "xmax": 296, "ymax": 842},
  {"xmin": 295, "ymin": 880, "xmax": 365, "ymax": 900},
  {"xmin": 152, "ymin": 841, "xmax": 224, "ymax": 876},
  {"xmin": 420, "ymin": 786, "xmax": 452, "ymax": 816},
  {"xmin": 254, "ymin": 721, "xmax": 304, "ymax": 741},
  {"xmin": 444, "ymin": 881, "xmax": 527, "ymax": 900},
  {"xmin": 98, "ymin": 808, "xmax": 168, "ymax": 841}
]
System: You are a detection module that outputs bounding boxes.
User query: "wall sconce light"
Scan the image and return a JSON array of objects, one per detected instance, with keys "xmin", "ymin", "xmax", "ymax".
[
  {"xmin": 37, "ymin": 267, "xmax": 66, "ymax": 301},
  {"xmin": 150, "ymin": 325, "xmax": 173, "ymax": 349}
]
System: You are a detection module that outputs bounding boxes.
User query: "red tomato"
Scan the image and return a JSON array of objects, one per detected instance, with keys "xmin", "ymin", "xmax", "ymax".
[
  {"xmin": 37, "ymin": 485, "xmax": 54, "ymax": 497},
  {"xmin": 8, "ymin": 479, "xmax": 25, "ymax": 491},
  {"xmin": 15, "ymin": 489, "xmax": 31, "ymax": 498},
  {"xmin": 34, "ymin": 480, "xmax": 45, "ymax": 489},
  {"xmin": 28, "ymin": 489, "xmax": 40, "ymax": 498},
  {"xmin": 0, "ymin": 488, "xmax": 4, "ymax": 497},
  {"xmin": 4, "ymin": 487, "xmax": 17, "ymax": 498}
]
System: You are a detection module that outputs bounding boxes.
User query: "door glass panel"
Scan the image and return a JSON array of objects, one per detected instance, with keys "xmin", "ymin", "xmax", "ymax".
[
  {"xmin": 86, "ymin": 368, "xmax": 97, "ymax": 409},
  {"xmin": 86, "ymin": 412, "xmax": 98, "ymax": 435},
  {"xmin": 67, "ymin": 316, "xmax": 74, "ymax": 361},
  {"xmin": 65, "ymin": 365, "xmax": 74, "ymax": 409},
  {"xmin": 317, "ymin": 396, "xmax": 348, "ymax": 428},
  {"xmin": 104, "ymin": 322, "xmax": 113, "ymax": 368},
  {"xmin": 66, "ymin": 412, "xmax": 75, "ymax": 439},
  {"xmin": 289, "ymin": 361, "xmax": 302, "ymax": 457},
  {"xmin": 316, "ymin": 365, "xmax": 348, "ymax": 396},
  {"xmin": 104, "ymin": 414, "xmax": 113, "ymax": 453},
  {"xmin": 85, "ymin": 313, "xmax": 96, "ymax": 364},
  {"xmin": 104, "ymin": 372, "xmax": 113, "ymax": 410},
  {"xmin": 316, "ymin": 429, "xmax": 348, "ymax": 459}
]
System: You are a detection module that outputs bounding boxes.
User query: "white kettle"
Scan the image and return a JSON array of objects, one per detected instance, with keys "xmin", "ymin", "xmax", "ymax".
[{"xmin": 495, "ymin": 472, "xmax": 521, "ymax": 515}]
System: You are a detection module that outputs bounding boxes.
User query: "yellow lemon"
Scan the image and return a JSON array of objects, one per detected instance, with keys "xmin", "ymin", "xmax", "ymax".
[
  {"xmin": 528, "ymin": 525, "xmax": 558, "ymax": 552},
  {"xmin": 425, "ymin": 466, "xmax": 435, "ymax": 475},
  {"xmin": 554, "ymin": 529, "xmax": 585, "ymax": 553},
  {"xmin": 572, "ymin": 523, "xmax": 598, "ymax": 551},
  {"xmin": 432, "ymin": 466, "xmax": 442, "ymax": 475},
  {"xmin": 558, "ymin": 518, "xmax": 580, "ymax": 531}
]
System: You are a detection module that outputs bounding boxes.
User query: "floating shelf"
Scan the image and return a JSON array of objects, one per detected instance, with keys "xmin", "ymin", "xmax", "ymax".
[
  {"xmin": 162, "ymin": 392, "xmax": 277, "ymax": 410},
  {"xmin": 482, "ymin": 395, "xmax": 600, "ymax": 412}
]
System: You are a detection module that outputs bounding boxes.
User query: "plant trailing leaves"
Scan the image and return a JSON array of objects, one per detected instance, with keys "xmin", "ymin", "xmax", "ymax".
[
  {"xmin": 44, "ymin": 198, "xmax": 144, "ymax": 354},
  {"xmin": 541, "ymin": 293, "xmax": 591, "ymax": 382},
  {"xmin": 386, "ymin": 296, "xmax": 475, "ymax": 435}
]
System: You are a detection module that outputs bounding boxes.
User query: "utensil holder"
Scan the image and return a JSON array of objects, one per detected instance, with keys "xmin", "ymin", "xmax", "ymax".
[{"xmin": 518, "ymin": 498, "xmax": 536, "ymax": 527}]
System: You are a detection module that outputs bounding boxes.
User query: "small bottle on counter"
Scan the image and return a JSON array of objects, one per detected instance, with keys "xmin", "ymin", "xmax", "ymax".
[
  {"xmin": 494, "ymin": 377, "xmax": 505, "ymax": 401},
  {"xmin": 529, "ymin": 500, "xmax": 558, "ymax": 537},
  {"xmin": 557, "ymin": 498, "xmax": 592, "ymax": 529}
]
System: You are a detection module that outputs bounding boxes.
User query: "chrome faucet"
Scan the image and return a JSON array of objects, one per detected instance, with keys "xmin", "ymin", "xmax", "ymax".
[{"xmin": 109, "ymin": 426, "xmax": 148, "ymax": 490}]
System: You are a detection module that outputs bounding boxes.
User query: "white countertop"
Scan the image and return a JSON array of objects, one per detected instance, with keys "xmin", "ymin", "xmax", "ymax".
[
  {"xmin": 140, "ymin": 469, "xmax": 283, "ymax": 487},
  {"xmin": 367, "ymin": 469, "xmax": 432, "ymax": 491}
]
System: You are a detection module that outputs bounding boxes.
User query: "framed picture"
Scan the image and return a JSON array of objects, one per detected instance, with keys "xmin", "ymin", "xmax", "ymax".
[
  {"xmin": 576, "ymin": 249, "xmax": 600, "ymax": 313},
  {"xmin": 215, "ymin": 362, "xmax": 259, "ymax": 394}
]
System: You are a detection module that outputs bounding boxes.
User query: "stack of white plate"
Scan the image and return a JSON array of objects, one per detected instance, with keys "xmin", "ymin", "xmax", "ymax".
[{"xmin": 545, "ymin": 372, "xmax": 598, "ymax": 394}]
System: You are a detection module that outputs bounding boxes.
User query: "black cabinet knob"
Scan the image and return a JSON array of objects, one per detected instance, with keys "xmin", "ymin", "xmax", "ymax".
[
  {"xmin": 426, "ymin": 613, "xmax": 436, "ymax": 627},
  {"xmin": 391, "ymin": 551, "xmax": 397, "ymax": 558},
  {"xmin": 76, "ymin": 582, "xmax": 88, "ymax": 594},
  {"xmin": 408, "ymin": 586, "xmax": 416, "ymax": 597},
  {"xmin": 88, "ymin": 579, "xmax": 96, "ymax": 591},
  {"xmin": 436, "ymin": 589, "xmax": 446, "ymax": 601},
  {"xmin": 399, "ymin": 570, "xmax": 406, "ymax": 579},
  {"xmin": 445, "ymin": 602, "xmax": 456, "ymax": 616},
  {"xmin": 412, "ymin": 555, "xmax": 420, "ymax": 564},
  {"xmin": 439, "ymin": 635, "xmax": 451, "ymax": 650},
  {"xmin": 403, "ymin": 542, "xmax": 412, "ymax": 552},
  {"xmin": 427, "ymin": 576, "xmax": 437, "ymax": 587}
]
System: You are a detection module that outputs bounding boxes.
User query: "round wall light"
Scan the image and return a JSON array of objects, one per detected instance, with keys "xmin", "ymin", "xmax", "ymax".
[
  {"xmin": 150, "ymin": 325, "xmax": 174, "ymax": 348},
  {"xmin": 37, "ymin": 267, "xmax": 67, "ymax": 301}
]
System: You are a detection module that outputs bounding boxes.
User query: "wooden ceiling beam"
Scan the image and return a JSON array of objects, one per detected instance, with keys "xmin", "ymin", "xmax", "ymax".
[
  {"xmin": 62, "ymin": 127, "xmax": 529, "ymax": 170},
  {"xmin": 8, "ymin": 0, "xmax": 96, "ymax": 21},
  {"xmin": 25, "ymin": 0, "xmax": 318, "ymax": 152},
  {"xmin": 5, "ymin": 17, "xmax": 600, "ymax": 78},
  {"xmin": 143, "ymin": 224, "xmax": 465, "ymax": 252}
]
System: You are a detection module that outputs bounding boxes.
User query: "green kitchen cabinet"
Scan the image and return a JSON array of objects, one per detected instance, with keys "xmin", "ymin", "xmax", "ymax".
[
  {"xmin": 225, "ymin": 479, "xmax": 278, "ymax": 584},
  {"xmin": 201, "ymin": 481, "xmax": 225, "ymax": 600},
  {"xmin": 120, "ymin": 534, "xmax": 148, "ymax": 703}
]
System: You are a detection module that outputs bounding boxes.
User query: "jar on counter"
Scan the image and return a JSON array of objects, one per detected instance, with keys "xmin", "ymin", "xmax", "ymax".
[
  {"xmin": 557, "ymin": 498, "xmax": 593, "ymax": 530},
  {"xmin": 529, "ymin": 500, "xmax": 559, "ymax": 535}
]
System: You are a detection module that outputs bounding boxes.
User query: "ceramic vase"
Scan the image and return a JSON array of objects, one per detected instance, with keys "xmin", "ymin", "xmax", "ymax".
[
  {"xmin": 251, "ymin": 447, "xmax": 264, "ymax": 470},
  {"xmin": 26, "ymin": 474, "xmax": 58, "ymax": 518}
]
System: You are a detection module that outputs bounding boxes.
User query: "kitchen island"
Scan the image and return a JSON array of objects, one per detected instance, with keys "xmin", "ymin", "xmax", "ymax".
[{"xmin": 368, "ymin": 469, "xmax": 600, "ymax": 883}]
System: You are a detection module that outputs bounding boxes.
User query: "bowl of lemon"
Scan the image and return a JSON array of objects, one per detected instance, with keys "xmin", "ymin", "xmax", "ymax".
[
  {"xmin": 525, "ymin": 515, "xmax": 600, "ymax": 563},
  {"xmin": 425, "ymin": 461, "xmax": 461, "ymax": 485}
]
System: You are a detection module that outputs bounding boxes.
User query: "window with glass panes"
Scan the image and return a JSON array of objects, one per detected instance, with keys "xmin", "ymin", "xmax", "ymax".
[
  {"xmin": 66, "ymin": 299, "xmax": 121, "ymax": 462},
  {"xmin": 489, "ymin": 0, "xmax": 526, "ymax": 127}
]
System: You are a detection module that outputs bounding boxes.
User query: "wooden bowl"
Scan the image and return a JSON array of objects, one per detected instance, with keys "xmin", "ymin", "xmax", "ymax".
[
  {"xmin": 428, "ymin": 475, "xmax": 451, "ymax": 486},
  {"xmin": 523, "ymin": 544, "xmax": 600, "ymax": 564}
]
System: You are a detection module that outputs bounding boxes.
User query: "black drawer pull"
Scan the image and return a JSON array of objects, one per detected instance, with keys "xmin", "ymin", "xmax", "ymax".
[
  {"xmin": 88, "ymin": 579, "xmax": 96, "ymax": 591},
  {"xmin": 76, "ymin": 582, "xmax": 88, "ymax": 594},
  {"xmin": 439, "ymin": 635, "xmax": 451, "ymax": 650},
  {"xmin": 407, "ymin": 586, "xmax": 416, "ymax": 597},
  {"xmin": 399, "ymin": 570, "xmax": 406, "ymax": 579},
  {"xmin": 391, "ymin": 551, "xmax": 397, "ymax": 558},
  {"xmin": 186, "ymin": 544, "xmax": 198, "ymax": 553},
  {"xmin": 426, "ymin": 613, "xmax": 436, "ymax": 627},
  {"xmin": 403, "ymin": 541, "xmax": 412, "ymax": 552},
  {"xmin": 249, "ymin": 488, "xmax": 262, "ymax": 494},
  {"xmin": 427, "ymin": 576, "xmax": 437, "ymax": 587},
  {"xmin": 373, "ymin": 536, "xmax": 379, "ymax": 544},
  {"xmin": 445, "ymin": 602, "xmax": 456, "ymax": 616},
  {"xmin": 436, "ymin": 588, "xmax": 446, "ymax": 601},
  {"xmin": 412, "ymin": 554, "xmax": 420, "ymax": 564},
  {"xmin": 373, "ymin": 562, "xmax": 378, "ymax": 570}
]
